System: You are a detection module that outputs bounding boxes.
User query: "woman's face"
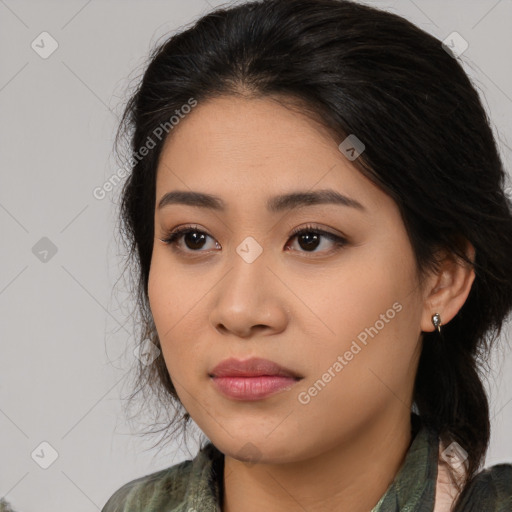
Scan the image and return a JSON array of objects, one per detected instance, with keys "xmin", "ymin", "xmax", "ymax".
[{"xmin": 148, "ymin": 95, "xmax": 430, "ymax": 462}]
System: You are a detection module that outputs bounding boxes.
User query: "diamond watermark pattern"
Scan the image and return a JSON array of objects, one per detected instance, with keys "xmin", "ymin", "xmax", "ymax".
[
  {"xmin": 338, "ymin": 134, "xmax": 365, "ymax": 161},
  {"xmin": 31, "ymin": 441, "xmax": 59, "ymax": 469},
  {"xmin": 442, "ymin": 32, "xmax": 469, "ymax": 58},
  {"xmin": 236, "ymin": 236, "xmax": 263, "ymax": 263},
  {"xmin": 235, "ymin": 442, "xmax": 263, "ymax": 468},
  {"xmin": 31, "ymin": 31, "xmax": 59, "ymax": 59},
  {"xmin": 32, "ymin": 236, "xmax": 58, "ymax": 263},
  {"xmin": 134, "ymin": 338, "xmax": 161, "ymax": 366},
  {"xmin": 441, "ymin": 441, "xmax": 468, "ymax": 470}
]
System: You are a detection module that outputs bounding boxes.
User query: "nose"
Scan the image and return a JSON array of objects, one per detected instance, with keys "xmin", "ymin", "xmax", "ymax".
[{"xmin": 208, "ymin": 250, "xmax": 289, "ymax": 339}]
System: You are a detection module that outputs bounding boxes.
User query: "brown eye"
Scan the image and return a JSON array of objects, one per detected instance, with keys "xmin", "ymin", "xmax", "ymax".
[
  {"xmin": 286, "ymin": 225, "xmax": 347, "ymax": 254},
  {"xmin": 295, "ymin": 232, "xmax": 321, "ymax": 251},
  {"xmin": 181, "ymin": 231, "xmax": 207, "ymax": 250},
  {"xmin": 159, "ymin": 226, "xmax": 220, "ymax": 253}
]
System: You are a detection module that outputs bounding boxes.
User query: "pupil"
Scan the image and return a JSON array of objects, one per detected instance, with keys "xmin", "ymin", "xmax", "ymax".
[
  {"xmin": 299, "ymin": 233, "xmax": 319, "ymax": 251},
  {"xmin": 185, "ymin": 232, "xmax": 205, "ymax": 250}
]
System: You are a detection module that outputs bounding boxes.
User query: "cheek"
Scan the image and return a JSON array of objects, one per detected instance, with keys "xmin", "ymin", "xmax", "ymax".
[
  {"xmin": 309, "ymin": 243, "xmax": 421, "ymax": 387},
  {"xmin": 147, "ymin": 253, "xmax": 187, "ymax": 365},
  {"xmin": 147, "ymin": 250, "xmax": 209, "ymax": 380},
  {"xmin": 147, "ymin": 254, "xmax": 173, "ymax": 329},
  {"xmin": 316, "ymin": 253, "xmax": 400, "ymax": 338},
  {"xmin": 292, "ymin": 271, "xmax": 420, "ymax": 442},
  {"xmin": 147, "ymin": 249, "xmax": 195, "ymax": 327}
]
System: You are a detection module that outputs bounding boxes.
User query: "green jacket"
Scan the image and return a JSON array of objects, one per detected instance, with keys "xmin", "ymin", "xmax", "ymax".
[{"xmin": 101, "ymin": 419, "xmax": 512, "ymax": 511}]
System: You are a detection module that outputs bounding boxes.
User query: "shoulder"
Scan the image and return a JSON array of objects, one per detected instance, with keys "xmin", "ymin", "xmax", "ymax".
[
  {"xmin": 100, "ymin": 457, "xmax": 195, "ymax": 512},
  {"xmin": 454, "ymin": 463, "xmax": 512, "ymax": 511}
]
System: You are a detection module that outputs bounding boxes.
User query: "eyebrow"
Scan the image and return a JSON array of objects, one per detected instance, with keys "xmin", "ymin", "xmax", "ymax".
[{"xmin": 157, "ymin": 189, "xmax": 366, "ymax": 213}]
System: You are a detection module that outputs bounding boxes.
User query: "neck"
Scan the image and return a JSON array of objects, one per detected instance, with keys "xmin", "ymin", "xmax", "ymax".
[{"xmin": 222, "ymin": 409, "xmax": 413, "ymax": 512}]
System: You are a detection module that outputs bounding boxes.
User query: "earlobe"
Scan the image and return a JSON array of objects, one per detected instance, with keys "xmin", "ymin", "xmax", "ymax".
[{"xmin": 420, "ymin": 241, "xmax": 476, "ymax": 333}]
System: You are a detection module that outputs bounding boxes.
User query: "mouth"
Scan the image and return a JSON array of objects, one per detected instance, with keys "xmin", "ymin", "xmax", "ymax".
[
  {"xmin": 209, "ymin": 356, "xmax": 302, "ymax": 379},
  {"xmin": 209, "ymin": 357, "xmax": 303, "ymax": 401}
]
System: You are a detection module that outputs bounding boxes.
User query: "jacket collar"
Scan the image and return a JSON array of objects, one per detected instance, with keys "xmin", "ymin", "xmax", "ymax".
[
  {"xmin": 371, "ymin": 415, "xmax": 439, "ymax": 511},
  {"xmin": 180, "ymin": 415, "xmax": 439, "ymax": 512}
]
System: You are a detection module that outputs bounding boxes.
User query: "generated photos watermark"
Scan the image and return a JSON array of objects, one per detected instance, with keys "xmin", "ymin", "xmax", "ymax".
[
  {"xmin": 297, "ymin": 301, "xmax": 403, "ymax": 405},
  {"xmin": 93, "ymin": 97, "xmax": 198, "ymax": 200}
]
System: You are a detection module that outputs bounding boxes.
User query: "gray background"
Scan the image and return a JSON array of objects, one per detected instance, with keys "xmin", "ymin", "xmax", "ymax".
[{"xmin": 1, "ymin": 1, "xmax": 511, "ymax": 510}]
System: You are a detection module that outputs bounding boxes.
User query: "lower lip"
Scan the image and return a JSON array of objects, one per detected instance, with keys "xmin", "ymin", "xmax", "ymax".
[{"xmin": 210, "ymin": 375, "xmax": 300, "ymax": 400}]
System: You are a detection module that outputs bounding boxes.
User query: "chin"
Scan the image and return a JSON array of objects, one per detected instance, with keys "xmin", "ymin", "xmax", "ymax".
[{"xmin": 211, "ymin": 433, "xmax": 304, "ymax": 465}]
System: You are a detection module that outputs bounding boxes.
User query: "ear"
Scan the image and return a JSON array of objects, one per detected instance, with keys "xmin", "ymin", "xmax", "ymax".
[{"xmin": 420, "ymin": 240, "xmax": 476, "ymax": 333}]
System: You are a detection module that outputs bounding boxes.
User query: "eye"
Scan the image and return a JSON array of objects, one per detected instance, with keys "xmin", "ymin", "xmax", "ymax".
[
  {"xmin": 285, "ymin": 224, "xmax": 348, "ymax": 254},
  {"xmin": 158, "ymin": 224, "xmax": 220, "ymax": 253},
  {"xmin": 158, "ymin": 223, "xmax": 347, "ymax": 255}
]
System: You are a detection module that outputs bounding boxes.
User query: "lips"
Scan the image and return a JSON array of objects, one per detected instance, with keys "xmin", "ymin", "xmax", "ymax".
[
  {"xmin": 209, "ymin": 357, "xmax": 303, "ymax": 401},
  {"xmin": 209, "ymin": 357, "xmax": 302, "ymax": 379}
]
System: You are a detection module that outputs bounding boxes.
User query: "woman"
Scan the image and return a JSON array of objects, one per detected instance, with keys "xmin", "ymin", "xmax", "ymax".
[{"xmin": 102, "ymin": 0, "xmax": 512, "ymax": 510}]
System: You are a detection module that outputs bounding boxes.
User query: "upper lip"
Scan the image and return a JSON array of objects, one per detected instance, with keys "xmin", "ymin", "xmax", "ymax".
[{"xmin": 209, "ymin": 357, "xmax": 302, "ymax": 379}]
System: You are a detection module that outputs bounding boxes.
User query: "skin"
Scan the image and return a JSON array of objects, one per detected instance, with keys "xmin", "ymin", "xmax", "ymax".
[{"xmin": 148, "ymin": 95, "xmax": 475, "ymax": 512}]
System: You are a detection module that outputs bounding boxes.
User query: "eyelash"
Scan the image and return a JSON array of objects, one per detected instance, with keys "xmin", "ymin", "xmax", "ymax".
[{"xmin": 158, "ymin": 223, "xmax": 348, "ymax": 256}]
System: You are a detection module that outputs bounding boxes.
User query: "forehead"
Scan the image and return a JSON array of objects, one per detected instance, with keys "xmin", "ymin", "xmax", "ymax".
[{"xmin": 155, "ymin": 96, "xmax": 388, "ymax": 214}]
